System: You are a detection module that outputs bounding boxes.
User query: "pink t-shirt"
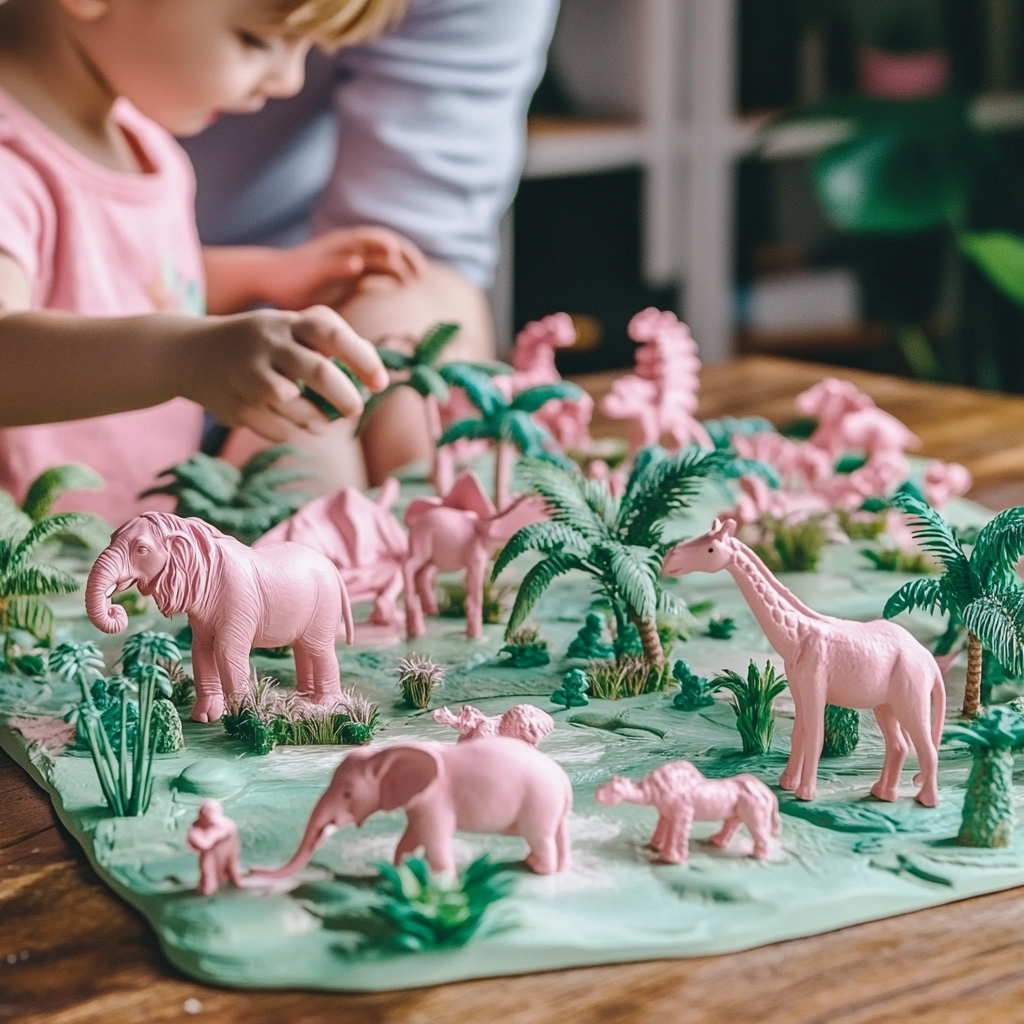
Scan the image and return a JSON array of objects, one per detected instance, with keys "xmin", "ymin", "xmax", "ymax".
[{"xmin": 0, "ymin": 87, "xmax": 205, "ymax": 525}]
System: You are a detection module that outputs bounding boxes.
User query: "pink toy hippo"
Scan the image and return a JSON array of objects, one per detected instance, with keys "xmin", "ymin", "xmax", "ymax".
[
  {"xmin": 187, "ymin": 800, "xmax": 243, "ymax": 895},
  {"xmin": 253, "ymin": 737, "xmax": 573, "ymax": 877},
  {"xmin": 595, "ymin": 761, "xmax": 780, "ymax": 863},
  {"xmin": 663, "ymin": 518, "xmax": 945, "ymax": 805},
  {"xmin": 403, "ymin": 471, "xmax": 546, "ymax": 639},
  {"xmin": 601, "ymin": 308, "xmax": 712, "ymax": 454},
  {"xmin": 86, "ymin": 512, "xmax": 354, "ymax": 722},
  {"xmin": 433, "ymin": 703, "xmax": 555, "ymax": 745},
  {"xmin": 255, "ymin": 478, "xmax": 407, "ymax": 628}
]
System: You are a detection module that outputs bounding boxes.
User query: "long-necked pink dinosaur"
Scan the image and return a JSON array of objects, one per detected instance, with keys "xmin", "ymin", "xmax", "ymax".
[{"xmin": 663, "ymin": 518, "xmax": 945, "ymax": 805}]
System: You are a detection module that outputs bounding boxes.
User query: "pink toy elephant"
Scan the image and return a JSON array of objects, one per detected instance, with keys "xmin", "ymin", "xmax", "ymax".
[
  {"xmin": 187, "ymin": 799, "xmax": 243, "ymax": 895},
  {"xmin": 595, "ymin": 761, "xmax": 780, "ymax": 863},
  {"xmin": 433, "ymin": 703, "xmax": 555, "ymax": 745},
  {"xmin": 255, "ymin": 478, "xmax": 407, "ymax": 628},
  {"xmin": 86, "ymin": 512, "xmax": 354, "ymax": 722},
  {"xmin": 253, "ymin": 737, "xmax": 573, "ymax": 877},
  {"xmin": 403, "ymin": 471, "xmax": 546, "ymax": 639},
  {"xmin": 663, "ymin": 518, "xmax": 945, "ymax": 804}
]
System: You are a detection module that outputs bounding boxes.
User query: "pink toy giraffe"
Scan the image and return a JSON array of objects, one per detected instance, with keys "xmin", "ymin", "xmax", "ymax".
[
  {"xmin": 663, "ymin": 519, "xmax": 945, "ymax": 804},
  {"xmin": 187, "ymin": 800, "xmax": 243, "ymax": 895},
  {"xmin": 433, "ymin": 703, "xmax": 555, "ymax": 745},
  {"xmin": 595, "ymin": 761, "xmax": 780, "ymax": 863},
  {"xmin": 601, "ymin": 308, "xmax": 712, "ymax": 454},
  {"xmin": 403, "ymin": 471, "xmax": 546, "ymax": 639},
  {"xmin": 255, "ymin": 478, "xmax": 407, "ymax": 628}
]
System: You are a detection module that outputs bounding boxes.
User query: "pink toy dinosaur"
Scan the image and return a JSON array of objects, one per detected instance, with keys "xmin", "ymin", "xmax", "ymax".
[
  {"xmin": 595, "ymin": 761, "xmax": 780, "ymax": 863},
  {"xmin": 255, "ymin": 478, "xmax": 407, "ymax": 628},
  {"xmin": 403, "ymin": 471, "xmax": 546, "ymax": 639},
  {"xmin": 86, "ymin": 512, "xmax": 354, "ymax": 722},
  {"xmin": 600, "ymin": 308, "xmax": 712, "ymax": 454},
  {"xmin": 663, "ymin": 519, "xmax": 945, "ymax": 804},
  {"xmin": 187, "ymin": 799, "xmax": 243, "ymax": 895},
  {"xmin": 253, "ymin": 737, "xmax": 573, "ymax": 877},
  {"xmin": 433, "ymin": 703, "xmax": 555, "ymax": 745}
]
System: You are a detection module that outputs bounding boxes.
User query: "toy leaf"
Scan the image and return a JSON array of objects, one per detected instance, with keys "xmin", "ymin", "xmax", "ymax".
[
  {"xmin": 961, "ymin": 588, "xmax": 1024, "ymax": 677},
  {"xmin": 2, "ymin": 595, "xmax": 55, "ymax": 642},
  {"xmin": 506, "ymin": 554, "xmax": 583, "ymax": 634},
  {"xmin": 970, "ymin": 506, "xmax": 1024, "ymax": 589},
  {"xmin": 883, "ymin": 577, "xmax": 947, "ymax": 619},
  {"xmin": 20, "ymin": 464, "xmax": 103, "ymax": 522},
  {"xmin": 889, "ymin": 493, "xmax": 974, "ymax": 604},
  {"xmin": 510, "ymin": 382, "xmax": 583, "ymax": 414},
  {"xmin": 3, "ymin": 563, "xmax": 79, "ymax": 599},
  {"xmin": 491, "ymin": 521, "xmax": 587, "ymax": 582},
  {"xmin": 413, "ymin": 322, "xmax": 461, "ymax": 365},
  {"xmin": 237, "ymin": 445, "xmax": 302, "ymax": 481},
  {"xmin": 438, "ymin": 418, "xmax": 495, "ymax": 447},
  {"xmin": 439, "ymin": 365, "xmax": 505, "ymax": 419},
  {"xmin": 516, "ymin": 460, "xmax": 608, "ymax": 544},
  {"xmin": 408, "ymin": 364, "xmax": 450, "ymax": 403},
  {"xmin": 959, "ymin": 232, "xmax": 1024, "ymax": 307},
  {"xmin": 377, "ymin": 348, "xmax": 413, "ymax": 371}
]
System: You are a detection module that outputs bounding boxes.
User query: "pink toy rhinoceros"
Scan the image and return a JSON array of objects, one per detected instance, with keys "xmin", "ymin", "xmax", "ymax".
[
  {"xmin": 595, "ymin": 761, "xmax": 780, "ymax": 863},
  {"xmin": 255, "ymin": 478, "xmax": 407, "ymax": 628},
  {"xmin": 403, "ymin": 471, "xmax": 546, "ymax": 640},
  {"xmin": 433, "ymin": 703, "xmax": 555, "ymax": 745}
]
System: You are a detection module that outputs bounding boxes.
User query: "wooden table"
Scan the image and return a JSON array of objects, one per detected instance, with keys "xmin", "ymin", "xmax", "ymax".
[{"xmin": 6, "ymin": 357, "xmax": 1024, "ymax": 1024}]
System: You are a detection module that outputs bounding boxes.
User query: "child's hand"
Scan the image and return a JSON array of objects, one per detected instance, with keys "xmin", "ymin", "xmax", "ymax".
[
  {"xmin": 264, "ymin": 227, "xmax": 427, "ymax": 311},
  {"xmin": 183, "ymin": 305, "xmax": 389, "ymax": 443}
]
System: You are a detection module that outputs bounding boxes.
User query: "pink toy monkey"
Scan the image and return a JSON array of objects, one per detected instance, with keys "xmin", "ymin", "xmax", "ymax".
[
  {"xmin": 595, "ymin": 761, "xmax": 780, "ymax": 863},
  {"xmin": 187, "ymin": 800, "xmax": 243, "ymax": 896},
  {"xmin": 433, "ymin": 703, "xmax": 555, "ymax": 745}
]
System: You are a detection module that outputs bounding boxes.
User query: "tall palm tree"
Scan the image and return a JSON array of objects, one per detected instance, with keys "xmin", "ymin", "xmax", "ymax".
[
  {"xmin": 356, "ymin": 323, "xmax": 508, "ymax": 493},
  {"xmin": 0, "ymin": 512, "xmax": 85, "ymax": 644},
  {"xmin": 438, "ymin": 367, "xmax": 581, "ymax": 508},
  {"xmin": 492, "ymin": 447, "xmax": 751, "ymax": 669},
  {"xmin": 141, "ymin": 445, "xmax": 313, "ymax": 545},
  {"xmin": 884, "ymin": 493, "xmax": 1024, "ymax": 718}
]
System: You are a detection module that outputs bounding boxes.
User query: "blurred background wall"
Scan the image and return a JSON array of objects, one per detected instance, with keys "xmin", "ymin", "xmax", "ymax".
[{"xmin": 504, "ymin": 0, "xmax": 1024, "ymax": 393}]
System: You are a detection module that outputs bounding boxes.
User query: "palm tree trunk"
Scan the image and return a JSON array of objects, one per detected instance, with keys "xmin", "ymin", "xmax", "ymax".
[
  {"xmin": 959, "ymin": 748, "xmax": 1014, "ymax": 847},
  {"xmin": 424, "ymin": 395, "xmax": 453, "ymax": 495},
  {"xmin": 964, "ymin": 632, "xmax": 983, "ymax": 718},
  {"xmin": 631, "ymin": 613, "xmax": 665, "ymax": 670},
  {"xmin": 495, "ymin": 443, "xmax": 512, "ymax": 510}
]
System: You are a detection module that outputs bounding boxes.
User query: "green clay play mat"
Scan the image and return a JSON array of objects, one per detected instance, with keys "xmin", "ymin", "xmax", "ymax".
[{"xmin": 3, "ymin": 482, "xmax": 1022, "ymax": 993}]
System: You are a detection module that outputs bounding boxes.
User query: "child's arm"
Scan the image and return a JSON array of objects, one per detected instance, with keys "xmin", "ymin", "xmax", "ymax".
[
  {"xmin": 203, "ymin": 226, "xmax": 427, "ymax": 315},
  {"xmin": 0, "ymin": 252, "xmax": 388, "ymax": 438}
]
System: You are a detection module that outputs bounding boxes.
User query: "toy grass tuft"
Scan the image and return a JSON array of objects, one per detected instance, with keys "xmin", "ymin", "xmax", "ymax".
[
  {"xmin": 861, "ymin": 548, "xmax": 938, "ymax": 574},
  {"xmin": 822, "ymin": 705, "xmax": 860, "ymax": 757},
  {"xmin": 498, "ymin": 623, "xmax": 550, "ymax": 668},
  {"xmin": 711, "ymin": 660, "xmax": 787, "ymax": 755},
  {"xmin": 706, "ymin": 616, "xmax": 737, "ymax": 640},
  {"xmin": 372, "ymin": 855, "xmax": 515, "ymax": 952},
  {"xmin": 397, "ymin": 655, "xmax": 447, "ymax": 709},
  {"xmin": 586, "ymin": 657, "xmax": 669, "ymax": 701},
  {"xmin": 750, "ymin": 515, "xmax": 830, "ymax": 573},
  {"xmin": 437, "ymin": 579, "xmax": 512, "ymax": 626}
]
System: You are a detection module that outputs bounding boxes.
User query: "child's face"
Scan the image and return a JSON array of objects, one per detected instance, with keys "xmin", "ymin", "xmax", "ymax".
[{"xmin": 71, "ymin": 0, "xmax": 312, "ymax": 136}]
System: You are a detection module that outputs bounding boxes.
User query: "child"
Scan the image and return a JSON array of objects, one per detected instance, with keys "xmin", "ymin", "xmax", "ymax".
[{"xmin": 0, "ymin": 0, "xmax": 423, "ymax": 523}]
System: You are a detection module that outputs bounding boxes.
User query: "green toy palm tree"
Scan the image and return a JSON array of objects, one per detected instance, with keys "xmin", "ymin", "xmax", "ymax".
[
  {"xmin": 0, "ymin": 512, "xmax": 86, "ymax": 645},
  {"xmin": 356, "ymin": 323, "xmax": 509, "ymax": 493},
  {"xmin": 0, "ymin": 464, "xmax": 109, "ymax": 549},
  {"xmin": 438, "ymin": 367, "xmax": 581, "ymax": 508},
  {"xmin": 120, "ymin": 630, "xmax": 182, "ymax": 677},
  {"xmin": 884, "ymin": 493, "xmax": 1024, "ymax": 718},
  {"xmin": 944, "ymin": 706, "xmax": 1024, "ymax": 848},
  {"xmin": 493, "ymin": 447, "xmax": 748, "ymax": 669},
  {"xmin": 140, "ymin": 445, "xmax": 313, "ymax": 545}
]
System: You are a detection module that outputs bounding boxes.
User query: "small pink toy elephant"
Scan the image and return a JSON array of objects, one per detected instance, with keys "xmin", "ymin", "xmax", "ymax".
[
  {"xmin": 253, "ymin": 737, "xmax": 573, "ymax": 877},
  {"xmin": 187, "ymin": 800, "xmax": 243, "ymax": 895},
  {"xmin": 595, "ymin": 761, "xmax": 780, "ymax": 863},
  {"xmin": 433, "ymin": 703, "xmax": 555, "ymax": 745},
  {"xmin": 86, "ymin": 512, "xmax": 354, "ymax": 722}
]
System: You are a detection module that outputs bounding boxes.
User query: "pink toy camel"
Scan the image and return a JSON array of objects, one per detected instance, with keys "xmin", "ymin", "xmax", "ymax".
[
  {"xmin": 187, "ymin": 800, "xmax": 243, "ymax": 895},
  {"xmin": 663, "ymin": 519, "xmax": 945, "ymax": 804},
  {"xmin": 86, "ymin": 512, "xmax": 354, "ymax": 722},
  {"xmin": 253, "ymin": 737, "xmax": 573, "ymax": 877},
  {"xmin": 601, "ymin": 308, "xmax": 712, "ymax": 454},
  {"xmin": 595, "ymin": 761, "xmax": 780, "ymax": 863},
  {"xmin": 403, "ymin": 471, "xmax": 545, "ymax": 639},
  {"xmin": 433, "ymin": 703, "xmax": 555, "ymax": 745},
  {"xmin": 255, "ymin": 478, "xmax": 407, "ymax": 628}
]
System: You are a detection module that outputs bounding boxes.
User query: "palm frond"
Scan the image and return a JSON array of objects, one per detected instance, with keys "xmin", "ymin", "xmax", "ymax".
[
  {"xmin": 438, "ymin": 418, "xmax": 496, "ymax": 447},
  {"xmin": 2, "ymin": 563, "xmax": 79, "ymax": 598},
  {"xmin": 377, "ymin": 348, "xmax": 412, "ymax": 371},
  {"xmin": 516, "ymin": 460, "xmax": 608, "ymax": 543},
  {"xmin": 961, "ymin": 587, "xmax": 1024, "ymax": 677},
  {"xmin": 603, "ymin": 543, "xmax": 658, "ymax": 621},
  {"xmin": 409, "ymin": 364, "xmax": 450, "ymax": 402},
  {"xmin": 9, "ymin": 516, "xmax": 88, "ymax": 572},
  {"xmin": 21, "ymin": 464, "xmax": 103, "ymax": 521},
  {"xmin": 49, "ymin": 640, "xmax": 105, "ymax": 686},
  {"xmin": 943, "ymin": 706, "xmax": 1024, "ymax": 752},
  {"xmin": 140, "ymin": 454, "xmax": 239, "ymax": 504},
  {"xmin": 413, "ymin": 322, "xmax": 460, "ymax": 366},
  {"xmin": 883, "ymin": 577, "xmax": 948, "ymax": 619},
  {"xmin": 506, "ymin": 554, "xmax": 583, "ymax": 634},
  {"xmin": 0, "ymin": 492, "xmax": 31, "ymax": 545},
  {"xmin": 970, "ymin": 506, "xmax": 1024, "ymax": 588},
  {"xmin": 438, "ymin": 365, "xmax": 505, "ymax": 419},
  {"xmin": 236, "ymin": 445, "xmax": 301, "ymax": 479},
  {"xmin": 577, "ymin": 477, "xmax": 620, "ymax": 528},
  {"xmin": 491, "ymin": 521, "xmax": 589, "ymax": 582},
  {"xmin": 889, "ymin": 492, "xmax": 975, "ymax": 602},
  {"xmin": 1, "ymin": 595, "xmax": 55, "ymax": 642},
  {"xmin": 509, "ymin": 382, "xmax": 583, "ymax": 414}
]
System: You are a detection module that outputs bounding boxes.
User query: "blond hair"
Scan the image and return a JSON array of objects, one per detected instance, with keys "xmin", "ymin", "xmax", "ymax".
[{"xmin": 275, "ymin": 0, "xmax": 409, "ymax": 47}]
